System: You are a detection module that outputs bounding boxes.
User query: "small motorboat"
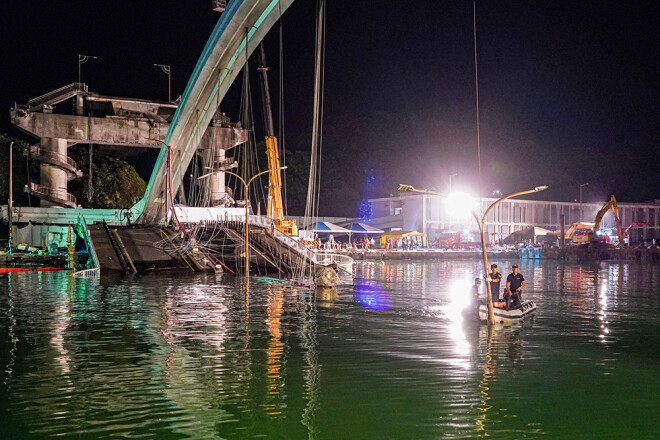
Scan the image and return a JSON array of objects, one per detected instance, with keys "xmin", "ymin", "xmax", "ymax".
[{"xmin": 478, "ymin": 300, "xmax": 537, "ymax": 323}]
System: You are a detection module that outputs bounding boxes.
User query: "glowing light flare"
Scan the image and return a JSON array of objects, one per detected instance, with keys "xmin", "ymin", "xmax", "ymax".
[
  {"xmin": 444, "ymin": 191, "xmax": 478, "ymax": 219},
  {"xmin": 448, "ymin": 279, "xmax": 473, "ymax": 318},
  {"xmin": 429, "ymin": 280, "xmax": 473, "ymax": 368},
  {"xmin": 354, "ymin": 279, "xmax": 393, "ymax": 311}
]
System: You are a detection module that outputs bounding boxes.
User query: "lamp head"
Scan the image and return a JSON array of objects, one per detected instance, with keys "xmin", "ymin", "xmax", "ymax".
[{"xmin": 444, "ymin": 191, "xmax": 477, "ymax": 218}]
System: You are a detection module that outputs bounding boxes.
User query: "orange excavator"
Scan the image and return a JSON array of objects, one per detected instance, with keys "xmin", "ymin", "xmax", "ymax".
[
  {"xmin": 591, "ymin": 195, "xmax": 625, "ymax": 244},
  {"xmin": 257, "ymin": 42, "xmax": 297, "ymax": 235},
  {"xmin": 623, "ymin": 222, "xmax": 646, "ymax": 244},
  {"xmin": 565, "ymin": 222, "xmax": 596, "ymax": 244}
]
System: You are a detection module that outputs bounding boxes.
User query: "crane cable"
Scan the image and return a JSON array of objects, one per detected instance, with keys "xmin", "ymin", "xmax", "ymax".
[
  {"xmin": 473, "ymin": 0, "xmax": 483, "ymax": 216},
  {"xmin": 278, "ymin": 0, "xmax": 288, "ymax": 218},
  {"xmin": 297, "ymin": 0, "xmax": 326, "ymax": 281}
]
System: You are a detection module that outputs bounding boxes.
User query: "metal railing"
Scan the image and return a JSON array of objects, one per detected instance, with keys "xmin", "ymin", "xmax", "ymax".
[
  {"xmin": 72, "ymin": 268, "xmax": 100, "ymax": 278},
  {"xmin": 310, "ymin": 252, "xmax": 354, "ymax": 270},
  {"xmin": 26, "ymin": 182, "xmax": 78, "ymax": 206},
  {"xmin": 28, "ymin": 82, "xmax": 88, "ymax": 110},
  {"xmin": 30, "ymin": 145, "xmax": 81, "ymax": 176},
  {"xmin": 220, "ymin": 214, "xmax": 353, "ymax": 270},
  {"xmin": 80, "ymin": 215, "xmax": 99, "ymax": 270}
]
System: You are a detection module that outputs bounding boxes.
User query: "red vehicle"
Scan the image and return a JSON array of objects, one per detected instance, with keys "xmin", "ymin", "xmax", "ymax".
[{"xmin": 436, "ymin": 232, "xmax": 480, "ymax": 250}]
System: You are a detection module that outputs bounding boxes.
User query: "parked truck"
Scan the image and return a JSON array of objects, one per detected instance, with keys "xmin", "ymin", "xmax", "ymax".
[{"xmin": 436, "ymin": 232, "xmax": 480, "ymax": 249}]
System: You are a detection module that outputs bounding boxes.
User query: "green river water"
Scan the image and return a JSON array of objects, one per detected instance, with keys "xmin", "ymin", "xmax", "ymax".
[{"xmin": 1, "ymin": 259, "xmax": 659, "ymax": 439}]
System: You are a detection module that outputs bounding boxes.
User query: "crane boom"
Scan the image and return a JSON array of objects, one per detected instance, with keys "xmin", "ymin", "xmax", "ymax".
[{"xmin": 257, "ymin": 42, "xmax": 296, "ymax": 235}]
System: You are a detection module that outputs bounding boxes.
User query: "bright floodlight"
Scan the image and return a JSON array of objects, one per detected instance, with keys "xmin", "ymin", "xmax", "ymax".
[{"xmin": 444, "ymin": 191, "xmax": 477, "ymax": 218}]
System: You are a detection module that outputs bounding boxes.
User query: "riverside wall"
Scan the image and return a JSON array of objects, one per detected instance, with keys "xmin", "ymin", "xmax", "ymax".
[{"xmin": 342, "ymin": 247, "xmax": 660, "ymax": 263}]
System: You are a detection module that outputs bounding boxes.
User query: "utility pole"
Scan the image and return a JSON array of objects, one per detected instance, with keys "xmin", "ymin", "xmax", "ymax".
[
  {"xmin": 88, "ymin": 144, "xmax": 93, "ymax": 204},
  {"xmin": 78, "ymin": 54, "xmax": 97, "ymax": 83},
  {"xmin": 8, "ymin": 142, "xmax": 13, "ymax": 254},
  {"xmin": 154, "ymin": 64, "xmax": 172, "ymax": 102},
  {"xmin": 449, "ymin": 173, "xmax": 458, "ymax": 193},
  {"xmin": 579, "ymin": 182, "xmax": 589, "ymax": 221}
]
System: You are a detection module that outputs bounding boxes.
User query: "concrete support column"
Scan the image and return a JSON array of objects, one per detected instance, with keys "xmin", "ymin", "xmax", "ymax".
[
  {"xmin": 422, "ymin": 195, "xmax": 428, "ymax": 235},
  {"xmin": 210, "ymin": 148, "xmax": 227, "ymax": 207},
  {"xmin": 76, "ymin": 94, "xmax": 84, "ymax": 116},
  {"xmin": 39, "ymin": 137, "xmax": 68, "ymax": 207}
]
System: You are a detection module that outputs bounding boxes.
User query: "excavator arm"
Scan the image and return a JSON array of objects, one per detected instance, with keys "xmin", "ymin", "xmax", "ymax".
[{"xmin": 593, "ymin": 195, "xmax": 624, "ymax": 244}]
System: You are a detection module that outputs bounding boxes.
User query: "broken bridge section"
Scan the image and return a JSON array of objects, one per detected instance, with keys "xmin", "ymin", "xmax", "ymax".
[
  {"xmin": 10, "ymin": 82, "xmax": 247, "ymax": 209},
  {"xmin": 138, "ymin": 0, "xmax": 296, "ymax": 224}
]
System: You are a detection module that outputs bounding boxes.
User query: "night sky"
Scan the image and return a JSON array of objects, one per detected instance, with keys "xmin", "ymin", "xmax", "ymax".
[{"xmin": 1, "ymin": 1, "xmax": 658, "ymax": 213}]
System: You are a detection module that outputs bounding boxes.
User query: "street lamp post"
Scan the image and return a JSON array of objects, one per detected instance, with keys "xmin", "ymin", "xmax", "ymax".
[
  {"xmin": 78, "ymin": 54, "xmax": 97, "ymax": 83},
  {"xmin": 154, "ymin": 64, "xmax": 172, "ymax": 102},
  {"xmin": 398, "ymin": 183, "xmax": 548, "ymax": 324},
  {"xmin": 449, "ymin": 173, "xmax": 458, "ymax": 193},
  {"xmin": 579, "ymin": 182, "xmax": 589, "ymax": 221},
  {"xmin": 218, "ymin": 167, "xmax": 286, "ymax": 278},
  {"xmin": 8, "ymin": 142, "xmax": 13, "ymax": 255},
  {"xmin": 471, "ymin": 186, "xmax": 548, "ymax": 324}
]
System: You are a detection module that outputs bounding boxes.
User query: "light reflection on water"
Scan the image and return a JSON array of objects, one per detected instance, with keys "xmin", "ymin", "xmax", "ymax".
[{"xmin": 1, "ymin": 260, "xmax": 659, "ymax": 439}]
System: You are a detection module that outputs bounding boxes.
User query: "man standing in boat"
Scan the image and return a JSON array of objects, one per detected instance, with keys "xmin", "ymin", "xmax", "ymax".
[
  {"xmin": 487, "ymin": 264, "xmax": 504, "ymax": 306},
  {"xmin": 505, "ymin": 264, "xmax": 525, "ymax": 308}
]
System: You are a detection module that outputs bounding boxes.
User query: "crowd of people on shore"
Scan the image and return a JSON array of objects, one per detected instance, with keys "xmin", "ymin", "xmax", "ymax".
[
  {"xmin": 322, "ymin": 235, "xmax": 376, "ymax": 251},
  {"xmin": 318, "ymin": 234, "xmax": 426, "ymax": 251},
  {"xmin": 383, "ymin": 236, "xmax": 425, "ymax": 250}
]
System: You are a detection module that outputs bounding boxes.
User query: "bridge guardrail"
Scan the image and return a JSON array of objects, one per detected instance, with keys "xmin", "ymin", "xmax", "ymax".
[
  {"xmin": 218, "ymin": 214, "xmax": 354, "ymax": 270},
  {"xmin": 72, "ymin": 268, "xmax": 99, "ymax": 278}
]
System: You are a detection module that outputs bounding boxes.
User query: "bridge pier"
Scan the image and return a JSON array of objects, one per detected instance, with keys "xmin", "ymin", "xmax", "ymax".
[
  {"xmin": 29, "ymin": 137, "xmax": 79, "ymax": 208},
  {"xmin": 210, "ymin": 147, "xmax": 227, "ymax": 206}
]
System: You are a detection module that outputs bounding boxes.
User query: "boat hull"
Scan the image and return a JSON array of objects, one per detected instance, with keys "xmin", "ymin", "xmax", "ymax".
[{"xmin": 478, "ymin": 300, "xmax": 537, "ymax": 323}]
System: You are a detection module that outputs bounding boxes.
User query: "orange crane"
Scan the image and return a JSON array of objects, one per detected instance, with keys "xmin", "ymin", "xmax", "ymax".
[{"xmin": 257, "ymin": 42, "xmax": 297, "ymax": 235}]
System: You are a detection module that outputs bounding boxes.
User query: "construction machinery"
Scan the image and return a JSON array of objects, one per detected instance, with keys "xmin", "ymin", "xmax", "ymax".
[
  {"xmin": 623, "ymin": 222, "xmax": 646, "ymax": 244},
  {"xmin": 564, "ymin": 195, "xmax": 626, "ymax": 245},
  {"xmin": 564, "ymin": 222, "xmax": 595, "ymax": 244},
  {"xmin": 591, "ymin": 195, "xmax": 624, "ymax": 244},
  {"xmin": 257, "ymin": 42, "xmax": 297, "ymax": 235}
]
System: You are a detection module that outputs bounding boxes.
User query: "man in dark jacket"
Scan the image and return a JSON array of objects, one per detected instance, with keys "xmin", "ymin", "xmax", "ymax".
[
  {"xmin": 505, "ymin": 264, "xmax": 525, "ymax": 308},
  {"xmin": 487, "ymin": 263, "xmax": 503, "ymax": 304}
]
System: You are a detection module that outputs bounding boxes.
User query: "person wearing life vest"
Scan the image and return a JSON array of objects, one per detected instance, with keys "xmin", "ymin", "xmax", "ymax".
[
  {"xmin": 505, "ymin": 264, "xmax": 525, "ymax": 308},
  {"xmin": 487, "ymin": 263, "xmax": 504, "ymax": 307},
  {"xmin": 469, "ymin": 277, "xmax": 482, "ymax": 315}
]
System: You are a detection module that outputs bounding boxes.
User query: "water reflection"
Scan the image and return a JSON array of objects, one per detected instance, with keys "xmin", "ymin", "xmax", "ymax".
[
  {"xmin": 264, "ymin": 285, "xmax": 285, "ymax": 416},
  {"xmin": 50, "ymin": 276, "xmax": 72, "ymax": 377},
  {"xmin": 315, "ymin": 286, "xmax": 338, "ymax": 306},
  {"xmin": 3, "ymin": 274, "xmax": 18, "ymax": 387},
  {"xmin": 1, "ymin": 261, "xmax": 660, "ymax": 439},
  {"xmin": 475, "ymin": 325, "xmax": 495, "ymax": 434},
  {"xmin": 299, "ymin": 290, "xmax": 320, "ymax": 440},
  {"xmin": 354, "ymin": 279, "xmax": 392, "ymax": 311}
]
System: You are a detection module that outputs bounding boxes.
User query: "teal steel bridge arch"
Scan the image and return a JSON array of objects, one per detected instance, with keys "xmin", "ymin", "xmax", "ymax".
[{"xmin": 138, "ymin": 0, "xmax": 295, "ymax": 223}]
